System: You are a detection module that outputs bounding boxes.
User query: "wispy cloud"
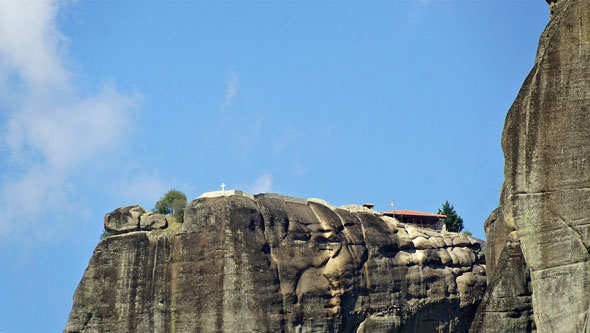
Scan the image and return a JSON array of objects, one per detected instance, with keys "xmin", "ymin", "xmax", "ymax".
[
  {"xmin": 248, "ymin": 173, "xmax": 273, "ymax": 194},
  {"xmin": 0, "ymin": 1, "xmax": 140, "ymax": 239},
  {"xmin": 220, "ymin": 71, "xmax": 239, "ymax": 110}
]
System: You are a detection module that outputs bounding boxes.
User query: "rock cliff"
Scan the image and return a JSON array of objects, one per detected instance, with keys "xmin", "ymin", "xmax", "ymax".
[
  {"xmin": 471, "ymin": 0, "xmax": 590, "ymax": 331},
  {"xmin": 65, "ymin": 193, "xmax": 486, "ymax": 332}
]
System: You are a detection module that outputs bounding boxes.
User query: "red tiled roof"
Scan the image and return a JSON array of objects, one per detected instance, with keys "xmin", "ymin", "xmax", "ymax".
[{"xmin": 382, "ymin": 210, "xmax": 447, "ymax": 218}]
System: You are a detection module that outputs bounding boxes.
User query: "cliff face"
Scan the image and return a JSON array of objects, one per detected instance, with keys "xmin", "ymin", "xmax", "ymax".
[
  {"xmin": 471, "ymin": 0, "xmax": 590, "ymax": 331},
  {"xmin": 65, "ymin": 193, "xmax": 486, "ymax": 332}
]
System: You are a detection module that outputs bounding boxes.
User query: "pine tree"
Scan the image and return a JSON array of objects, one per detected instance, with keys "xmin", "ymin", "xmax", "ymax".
[{"xmin": 438, "ymin": 200, "xmax": 463, "ymax": 232}]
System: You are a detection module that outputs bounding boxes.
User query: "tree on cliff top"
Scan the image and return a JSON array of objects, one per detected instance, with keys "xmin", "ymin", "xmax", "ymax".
[
  {"xmin": 154, "ymin": 189, "xmax": 187, "ymax": 223},
  {"xmin": 438, "ymin": 200, "xmax": 463, "ymax": 232}
]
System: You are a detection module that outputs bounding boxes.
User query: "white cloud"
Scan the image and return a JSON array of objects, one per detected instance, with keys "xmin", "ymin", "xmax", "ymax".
[
  {"xmin": 5, "ymin": 85, "xmax": 138, "ymax": 170},
  {"xmin": 0, "ymin": 0, "xmax": 68, "ymax": 93},
  {"xmin": 0, "ymin": 1, "xmax": 140, "ymax": 239},
  {"xmin": 0, "ymin": 166, "xmax": 65, "ymax": 236},
  {"xmin": 248, "ymin": 173, "xmax": 273, "ymax": 194},
  {"xmin": 220, "ymin": 71, "xmax": 239, "ymax": 110}
]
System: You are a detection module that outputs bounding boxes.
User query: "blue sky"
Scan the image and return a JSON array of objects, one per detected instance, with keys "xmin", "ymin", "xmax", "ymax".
[{"xmin": 0, "ymin": 1, "xmax": 548, "ymax": 332}]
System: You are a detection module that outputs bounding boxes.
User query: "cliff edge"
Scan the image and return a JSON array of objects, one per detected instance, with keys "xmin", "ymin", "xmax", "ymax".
[
  {"xmin": 471, "ymin": 0, "xmax": 590, "ymax": 331},
  {"xmin": 65, "ymin": 193, "xmax": 486, "ymax": 332}
]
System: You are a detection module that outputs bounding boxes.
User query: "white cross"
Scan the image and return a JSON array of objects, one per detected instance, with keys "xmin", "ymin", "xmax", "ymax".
[{"xmin": 220, "ymin": 182, "xmax": 226, "ymax": 191}]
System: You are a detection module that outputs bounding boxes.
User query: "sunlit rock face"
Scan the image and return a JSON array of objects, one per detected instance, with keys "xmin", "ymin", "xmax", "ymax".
[
  {"xmin": 471, "ymin": 0, "xmax": 590, "ymax": 331},
  {"xmin": 104, "ymin": 205, "xmax": 168, "ymax": 234},
  {"xmin": 65, "ymin": 194, "xmax": 485, "ymax": 332}
]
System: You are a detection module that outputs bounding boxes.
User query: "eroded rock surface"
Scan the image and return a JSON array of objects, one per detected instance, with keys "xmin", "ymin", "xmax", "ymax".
[
  {"xmin": 139, "ymin": 212, "xmax": 168, "ymax": 230},
  {"xmin": 472, "ymin": 0, "xmax": 590, "ymax": 331},
  {"xmin": 104, "ymin": 205, "xmax": 168, "ymax": 235},
  {"xmin": 104, "ymin": 205, "xmax": 144, "ymax": 234},
  {"xmin": 65, "ymin": 194, "xmax": 486, "ymax": 332},
  {"xmin": 470, "ymin": 234, "xmax": 534, "ymax": 332}
]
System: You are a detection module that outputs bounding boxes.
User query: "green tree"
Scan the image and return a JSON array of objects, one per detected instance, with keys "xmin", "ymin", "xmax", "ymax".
[
  {"xmin": 438, "ymin": 200, "xmax": 463, "ymax": 232},
  {"xmin": 154, "ymin": 189, "xmax": 187, "ymax": 223}
]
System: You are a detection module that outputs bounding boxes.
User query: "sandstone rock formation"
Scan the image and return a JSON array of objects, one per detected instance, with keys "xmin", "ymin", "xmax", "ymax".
[
  {"xmin": 104, "ymin": 205, "xmax": 168, "ymax": 235},
  {"xmin": 471, "ymin": 0, "xmax": 590, "ymax": 331},
  {"xmin": 104, "ymin": 204, "xmax": 145, "ymax": 234},
  {"xmin": 65, "ymin": 193, "xmax": 486, "ymax": 332},
  {"xmin": 140, "ymin": 211, "xmax": 168, "ymax": 230}
]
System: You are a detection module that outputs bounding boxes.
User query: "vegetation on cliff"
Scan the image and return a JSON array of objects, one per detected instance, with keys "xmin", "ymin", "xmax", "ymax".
[
  {"xmin": 439, "ymin": 200, "xmax": 463, "ymax": 232},
  {"xmin": 154, "ymin": 189, "xmax": 187, "ymax": 223}
]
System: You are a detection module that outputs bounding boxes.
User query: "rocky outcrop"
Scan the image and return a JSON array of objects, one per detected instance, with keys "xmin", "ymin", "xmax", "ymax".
[
  {"xmin": 65, "ymin": 193, "xmax": 486, "ymax": 332},
  {"xmin": 139, "ymin": 212, "xmax": 168, "ymax": 230},
  {"xmin": 104, "ymin": 205, "xmax": 145, "ymax": 234},
  {"xmin": 470, "ymin": 233, "xmax": 534, "ymax": 332},
  {"xmin": 104, "ymin": 205, "xmax": 168, "ymax": 235},
  {"xmin": 472, "ymin": 0, "xmax": 590, "ymax": 331}
]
